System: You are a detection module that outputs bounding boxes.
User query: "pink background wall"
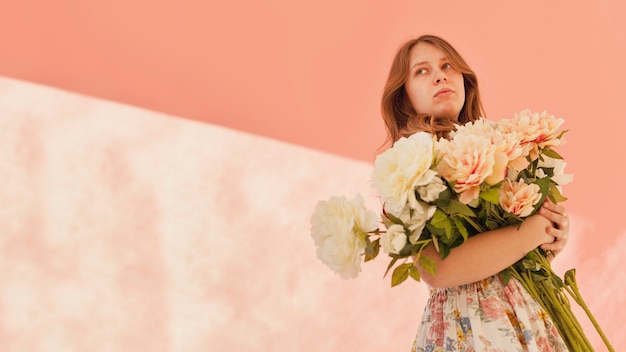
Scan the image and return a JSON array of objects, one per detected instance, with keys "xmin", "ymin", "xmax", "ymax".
[{"xmin": 0, "ymin": 1, "xmax": 624, "ymax": 350}]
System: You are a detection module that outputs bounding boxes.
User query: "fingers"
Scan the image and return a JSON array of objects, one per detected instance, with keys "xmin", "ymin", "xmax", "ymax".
[
  {"xmin": 539, "ymin": 201, "xmax": 569, "ymax": 232},
  {"xmin": 540, "ymin": 237, "xmax": 566, "ymax": 252},
  {"xmin": 538, "ymin": 200, "xmax": 571, "ymax": 256}
]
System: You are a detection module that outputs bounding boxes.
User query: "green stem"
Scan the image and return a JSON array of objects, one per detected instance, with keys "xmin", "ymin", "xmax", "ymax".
[
  {"xmin": 539, "ymin": 278, "xmax": 591, "ymax": 350},
  {"xmin": 535, "ymin": 252, "xmax": 594, "ymax": 349},
  {"xmin": 507, "ymin": 253, "xmax": 598, "ymax": 351},
  {"xmin": 565, "ymin": 274, "xmax": 615, "ymax": 352}
]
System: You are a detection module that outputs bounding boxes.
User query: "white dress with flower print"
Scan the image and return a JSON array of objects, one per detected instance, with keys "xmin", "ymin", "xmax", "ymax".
[{"xmin": 412, "ymin": 275, "xmax": 568, "ymax": 352}]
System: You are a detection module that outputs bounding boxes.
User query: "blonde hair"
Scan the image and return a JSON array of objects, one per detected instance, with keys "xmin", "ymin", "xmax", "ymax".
[{"xmin": 381, "ymin": 35, "xmax": 485, "ymax": 146}]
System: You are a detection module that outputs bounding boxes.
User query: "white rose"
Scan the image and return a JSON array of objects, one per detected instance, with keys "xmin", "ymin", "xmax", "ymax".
[
  {"xmin": 372, "ymin": 132, "xmax": 436, "ymax": 216},
  {"xmin": 380, "ymin": 224, "xmax": 407, "ymax": 255},
  {"xmin": 417, "ymin": 175, "xmax": 448, "ymax": 202},
  {"xmin": 310, "ymin": 194, "xmax": 379, "ymax": 279},
  {"xmin": 398, "ymin": 202, "xmax": 436, "ymax": 244}
]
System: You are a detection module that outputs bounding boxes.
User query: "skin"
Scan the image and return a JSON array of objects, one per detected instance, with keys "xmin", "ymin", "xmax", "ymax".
[
  {"xmin": 406, "ymin": 43, "xmax": 571, "ymax": 288},
  {"xmin": 405, "ymin": 42, "xmax": 466, "ymax": 121}
]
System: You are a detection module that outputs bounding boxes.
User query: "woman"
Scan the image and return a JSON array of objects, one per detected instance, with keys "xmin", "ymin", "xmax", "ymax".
[{"xmin": 381, "ymin": 35, "xmax": 570, "ymax": 351}]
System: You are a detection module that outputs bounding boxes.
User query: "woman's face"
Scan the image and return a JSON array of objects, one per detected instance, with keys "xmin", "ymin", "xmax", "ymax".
[{"xmin": 404, "ymin": 42, "xmax": 465, "ymax": 121}]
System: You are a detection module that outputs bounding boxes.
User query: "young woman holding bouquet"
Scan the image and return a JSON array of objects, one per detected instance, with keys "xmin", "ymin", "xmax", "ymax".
[{"xmin": 380, "ymin": 35, "xmax": 572, "ymax": 351}]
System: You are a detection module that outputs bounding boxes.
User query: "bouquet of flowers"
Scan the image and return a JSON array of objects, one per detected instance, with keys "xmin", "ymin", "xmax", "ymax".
[{"xmin": 310, "ymin": 110, "xmax": 613, "ymax": 351}]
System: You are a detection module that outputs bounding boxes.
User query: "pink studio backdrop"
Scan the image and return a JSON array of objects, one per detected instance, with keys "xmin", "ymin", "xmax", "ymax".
[{"xmin": 1, "ymin": 1, "xmax": 625, "ymax": 351}]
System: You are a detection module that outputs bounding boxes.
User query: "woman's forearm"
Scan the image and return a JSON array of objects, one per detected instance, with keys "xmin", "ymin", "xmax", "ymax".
[{"xmin": 417, "ymin": 214, "xmax": 555, "ymax": 288}]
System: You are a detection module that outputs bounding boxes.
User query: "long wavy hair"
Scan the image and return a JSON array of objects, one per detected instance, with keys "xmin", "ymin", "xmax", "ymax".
[{"xmin": 381, "ymin": 35, "xmax": 485, "ymax": 147}]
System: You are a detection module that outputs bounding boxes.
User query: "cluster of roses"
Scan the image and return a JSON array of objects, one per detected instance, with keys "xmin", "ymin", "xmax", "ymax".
[{"xmin": 310, "ymin": 109, "xmax": 572, "ymax": 282}]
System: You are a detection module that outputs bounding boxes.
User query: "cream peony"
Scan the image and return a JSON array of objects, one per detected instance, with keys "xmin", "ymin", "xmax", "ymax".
[
  {"xmin": 372, "ymin": 132, "xmax": 436, "ymax": 216},
  {"xmin": 498, "ymin": 179, "xmax": 542, "ymax": 217},
  {"xmin": 380, "ymin": 224, "xmax": 408, "ymax": 255},
  {"xmin": 436, "ymin": 132, "xmax": 505, "ymax": 204},
  {"xmin": 310, "ymin": 195, "xmax": 379, "ymax": 279}
]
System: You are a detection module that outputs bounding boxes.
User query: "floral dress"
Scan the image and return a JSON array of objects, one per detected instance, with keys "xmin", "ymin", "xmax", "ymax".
[{"xmin": 412, "ymin": 275, "xmax": 568, "ymax": 352}]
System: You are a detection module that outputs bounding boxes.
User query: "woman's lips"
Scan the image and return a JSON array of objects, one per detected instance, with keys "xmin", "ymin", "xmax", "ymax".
[{"xmin": 434, "ymin": 88, "xmax": 453, "ymax": 97}]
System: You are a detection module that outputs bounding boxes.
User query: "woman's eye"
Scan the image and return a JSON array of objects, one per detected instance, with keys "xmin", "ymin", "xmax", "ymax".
[
  {"xmin": 416, "ymin": 68, "xmax": 427, "ymax": 75},
  {"xmin": 442, "ymin": 63, "xmax": 453, "ymax": 69}
]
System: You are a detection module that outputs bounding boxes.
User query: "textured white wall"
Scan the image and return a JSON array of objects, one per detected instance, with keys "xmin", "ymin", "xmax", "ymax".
[{"xmin": 0, "ymin": 77, "xmax": 620, "ymax": 351}]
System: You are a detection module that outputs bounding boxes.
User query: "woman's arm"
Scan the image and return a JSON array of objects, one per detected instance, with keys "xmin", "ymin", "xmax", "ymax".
[{"xmin": 417, "ymin": 201, "xmax": 570, "ymax": 288}]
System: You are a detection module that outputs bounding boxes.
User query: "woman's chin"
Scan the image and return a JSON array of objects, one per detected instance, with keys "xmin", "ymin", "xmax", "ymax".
[{"xmin": 434, "ymin": 113, "xmax": 460, "ymax": 122}]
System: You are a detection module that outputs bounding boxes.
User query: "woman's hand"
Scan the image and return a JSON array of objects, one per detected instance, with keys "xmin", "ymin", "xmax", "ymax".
[{"xmin": 538, "ymin": 199, "xmax": 570, "ymax": 258}]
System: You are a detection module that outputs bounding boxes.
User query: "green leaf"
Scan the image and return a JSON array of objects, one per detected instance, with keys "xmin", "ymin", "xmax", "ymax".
[
  {"xmin": 536, "ymin": 176, "xmax": 551, "ymax": 194},
  {"xmin": 542, "ymin": 147, "xmax": 563, "ymax": 160},
  {"xmin": 500, "ymin": 268, "xmax": 512, "ymax": 286},
  {"xmin": 418, "ymin": 255, "xmax": 437, "ymax": 276},
  {"xmin": 384, "ymin": 212, "xmax": 404, "ymax": 225},
  {"xmin": 548, "ymin": 182, "xmax": 568, "ymax": 203},
  {"xmin": 518, "ymin": 168, "xmax": 534, "ymax": 181},
  {"xmin": 480, "ymin": 187, "xmax": 500, "ymax": 204},
  {"xmin": 453, "ymin": 217, "xmax": 469, "ymax": 241},
  {"xmin": 532, "ymin": 177, "xmax": 552, "ymax": 213},
  {"xmin": 391, "ymin": 263, "xmax": 412, "ymax": 287},
  {"xmin": 431, "ymin": 234, "xmax": 440, "ymax": 253},
  {"xmin": 409, "ymin": 265, "xmax": 421, "ymax": 282},
  {"xmin": 522, "ymin": 258, "xmax": 539, "ymax": 270},
  {"xmin": 503, "ymin": 212, "xmax": 523, "ymax": 225},
  {"xmin": 429, "ymin": 209, "xmax": 450, "ymax": 228},
  {"xmin": 398, "ymin": 241, "xmax": 418, "ymax": 257},
  {"xmin": 538, "ymin": 166, "xmax": 555, "ymax": 178},
  {"xmin": 432, "ymin": 188, "xmax": 452, "ymax": 207},
  {"xmin": 383, "ymin": 257, "xmax": 399, "ymax": 278},
  {"xmin": 438, "ymin": 245, "xmax": 451, "ymax": 260},
  {"xmin": 551, "ymin": 273, "xmax": 564, "ymax": 288},
  {"xmin": 447, "ymin": 199, "xmax": 476, "ymax": 217},
  {"xmin": 444, "ymin": 220, "xmax": 453, "ymax": 240},
  {"xmin": 458, "ymin": 214, "xmax": 484, "ymax": 233},
  {"xmin": 363, "ymin": 238, "xmax": 380, "ymax": 262}
]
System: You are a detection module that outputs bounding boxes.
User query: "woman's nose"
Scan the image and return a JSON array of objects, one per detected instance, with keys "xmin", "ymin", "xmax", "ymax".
[{"xmin": 434, "ymin": 70, "xmax": 448, "ymax": 84}]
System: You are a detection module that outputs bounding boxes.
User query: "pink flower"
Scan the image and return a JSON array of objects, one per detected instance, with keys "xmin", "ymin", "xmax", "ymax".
[
  {"xmin": 498, "ymin": 179, "xmax": 542, "ymax": 218},
  {"xmin": 535, "ymin": 336, "xmax": 552, "ymax": 352},
  {"xmin": 500, "ymin": 110, "xmax": 565, "ymax": 161},
  {"xmin": 494, "ymin": 128, "xmax": 530, "ymax": 171},
  {"xmin": 436, "ymin": 132, "xmax": 506, "ymax": 204},
  {"xmin": 480, "ymin": 295, "xmax": 507, "ymax": 321},
  {"xmin": 454, "ymin": 118, "xmax": 529, "ymax": 170}
]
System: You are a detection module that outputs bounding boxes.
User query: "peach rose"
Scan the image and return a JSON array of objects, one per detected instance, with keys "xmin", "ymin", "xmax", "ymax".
[
  {"xmin": 436, "ymin": 133, "xmax": 506, "ymax": 204},
  {"xmin": 501, "ymin": 110, "xmax": 565, "ymax": 161},
  {"xmin": 456, "ymin": 118, "xmax": 529, "ymax": 171},
  {"xmin": 498, "ymin": 179, "xmax": 542, "ymax": 218}
]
